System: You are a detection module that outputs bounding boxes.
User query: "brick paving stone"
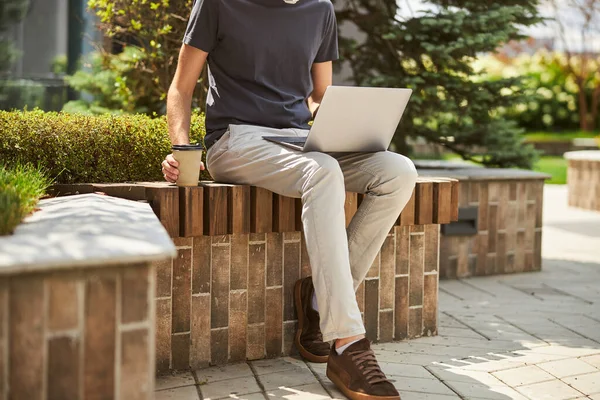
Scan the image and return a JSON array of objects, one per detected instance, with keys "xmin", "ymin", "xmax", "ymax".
[
  {"xmin": 563, "ymin": 371, "xmax": 600, "ymax": 395},
  {"xmin": 376, "ymin": 350, "xmax": 452, "ymax": 366},
  {"xmin": 195, "ymin": 363, "xmax": 253, "ymax": 384},
  {"xmin": 258, "ymin": 367, "xmax": 318, "ymax": 390},
  {"xmin": 516, "ymin": 379, "xmax": 585, "ymax": 400},
  {"xmin": 156, "ymin": 372, "xmax": 196, "ymax": 391},
  {"xmin": 526, "ymin": 346, "xmax": 600, "ymax": 358},
  {"xmin": 264, "ymin": 383, "xmax": 330, "ymax": 399},
  {"xmin": 498, "ymin": 349, "xmax": 569, "ymax": 365},
  {"xmin": 199, "ymin": 376, "xmax": 261, "ymax": 399},
  {"xmin": 222, "ymin": 394, "xmax": 266, "ymax": 400},
  {"xmin": 399, "ymin": 393, "xmax": 461, "ymax": 400},
  {"xmin": 435, "ymin": 327, "xmax": 488, "ymax": 340},
  {"xmin": 319, "ymin": 381, "xmax": 347, "ymax": 399},
  {"xmin": 427, "ymin": 366, "xmax": 503, "ymax": 387},
  {"xmin": 537, "ymin": 358, "xmax": 597, "ymax": 378},
  {"xmin": 251, "ymin": 356, "xmax": 309, "ymax": 375},
  {"xmin": 444, "ymin": 381, "xmax": 529, "ymax": 400},
  {"xmin": 155, "ymin": 386, "xmax": 200, "ymax": 400},
  {"xmin": 391, "ymin": 376, "xmax": 456, "ymax": 396},
  {"xmin": 306, "ymin": 361, "xmax": 327, "ymax": 380},
  {"xmin": 492, "ymin": 365, "xmax": 555, "ymax": 387},
  {"xmin": 379, "ymin": 362, "xmax": 435, "ymax": 379},
  {"xmin": 581, "ymin": 355, "xmax": 600, "ymax": 369},
  {"xmin": 448, "ymin": 356, "xmax": 527, "ymax": 373}
]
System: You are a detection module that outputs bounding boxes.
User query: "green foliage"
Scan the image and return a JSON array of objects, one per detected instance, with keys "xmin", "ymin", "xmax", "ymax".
[
  {"xmin": 477, "ymin": 51, "xmax": 600, "ymax": 132},
  {"xmin": 75, "ymin": 0, "xmax": 207, "ymax": 114},
  {"xmin": 0, "ymin": 0, "xmax": 30, "ymax": 74},
  {"xmin": 337, "ymin": 0, "xmax": 542, "ymax": 168},
  {"xmin": 0, "ymin": 109, "xmax": 209, "ymax": 184},
  {"xmin": 51, "ymin": 54, "xmax": 68, "ymax": 75},
  {"xmin": 64, "ymin": 47, "xmax": 149, "ymax": 114},
  {"xmin": 0, "ymin": 163, "xmax": 51, "ymax": 236}
]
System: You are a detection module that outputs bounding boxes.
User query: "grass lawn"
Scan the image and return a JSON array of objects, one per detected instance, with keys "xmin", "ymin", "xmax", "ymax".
[
  {"xmin": 533, "ymin": 156, "xmax": 568, "ymax": 184},
  {"xmin": 0, "ymin": 164, "xmax": 50, "ymax": 235},
  {"xmin": 524, "ymin": 130, "xmax": 599, "ymax": 142}
]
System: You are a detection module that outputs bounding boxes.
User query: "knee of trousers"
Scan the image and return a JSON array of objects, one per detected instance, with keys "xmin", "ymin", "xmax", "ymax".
[
  {"xmin": 303, "ymin": 153, "xmax": 345, "ymax": 193},
  {"xmin": 375, "ymin": 152, "xmax": 418, "ymax": 195}
]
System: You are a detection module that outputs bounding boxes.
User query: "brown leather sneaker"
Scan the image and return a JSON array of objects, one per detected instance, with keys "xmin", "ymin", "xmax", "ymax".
[
  {"xmin": 326, "ymin": 338, "xmax": 400, "ymax": 400},
  {"xmin": 294, "ymin": 277, "xmax": 330, "ymax": 363}
]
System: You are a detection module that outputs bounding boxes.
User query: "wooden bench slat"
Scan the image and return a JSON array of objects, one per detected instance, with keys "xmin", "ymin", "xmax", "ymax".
[
  {"xmin": 251, "ymin": 187, "xmax": 273, "ymax": 233},
  {"xmin": 52, "ymin": 177, "xmax": 459, "ymax": 237},
  {"xmin": 415, "ymin": 181, "xmax": 434, "ymax": 225},
  {"xmin": 229, "ymin": 185, "xmax": 251, "ymax": 234},
  {"xmin": 450, "ymin": 180, "xmax": 459, "ymax": 221},
  {"xmin": 433, "ymin": 181, "xmax": 453, "ymax": 224},
  {"xmin": 295, "ymin": 198, "xmax": 303, "ymax": 231},
  {"xmin": 399, "ymin": 188, "xmax": 416, "ymax": 226},
  {"xmin": 145, "ymin": 186, "xmax": 179, "ymax": 237},
  {"xmin": 273, "ymin": 194, "xmax": 296, "ymax": 232},
  {"xmin": 203, "ymin": 183, "xmax": 228, "ymax": 236},
  {"xmin": 179, "ymin": 187, "xmax": 204, "ymax": 237}
]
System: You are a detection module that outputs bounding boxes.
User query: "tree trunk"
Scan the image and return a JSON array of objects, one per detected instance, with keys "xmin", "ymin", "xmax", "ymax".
[
  {"xmin": 591, "ymin": 84, "xmax": 600, "ymax": 131},
  {"xmin": 578, "ymin": 78, "xmax": 590, "ymax": 131}
]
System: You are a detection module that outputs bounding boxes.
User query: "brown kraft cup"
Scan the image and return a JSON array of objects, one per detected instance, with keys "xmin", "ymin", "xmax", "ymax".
[{"xmin": 171, "ymin": 144, "xmax": 203, "ymax": 187}]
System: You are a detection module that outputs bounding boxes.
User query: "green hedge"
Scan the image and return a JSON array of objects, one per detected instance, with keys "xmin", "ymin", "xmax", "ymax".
[
  {"xmin": 0, "ymin": 163, "xmax": 51, "ymax": 235},
  {"xmin": 0, "ymin": 110, "xmax": 209, "ymax": 184}
]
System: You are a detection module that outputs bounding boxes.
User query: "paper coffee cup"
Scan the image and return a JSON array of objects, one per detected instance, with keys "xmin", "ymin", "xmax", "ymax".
[{"xmin": 171, "ymin": 144, "xmax": 203, "ymax": 187}]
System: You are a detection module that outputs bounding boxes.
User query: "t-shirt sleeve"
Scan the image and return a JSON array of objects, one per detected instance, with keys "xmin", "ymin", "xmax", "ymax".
[
  {"xmin": 182, "ymin": 0, "xmax": 219, "ymax": 53},
  {"xmin": 314, "ymin": 6, "xmax": 339, "ymax": 63}
]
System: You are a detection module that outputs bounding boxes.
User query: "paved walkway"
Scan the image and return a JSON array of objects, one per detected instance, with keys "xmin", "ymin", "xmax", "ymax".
[{"xmin": 156, "ymin": 185, "xmax": 600, "ymax": 400}]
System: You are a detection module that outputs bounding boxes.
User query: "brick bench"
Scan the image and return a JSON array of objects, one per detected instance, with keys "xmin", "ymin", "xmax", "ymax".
[
  {"xmin": 565, "ymin": 151, "xmax": 600, "ymax": 212},
  {"xmin": 50, "ymin": 177, "xmax": 459, "ymax": 372},
  {"xmin": 0, "ymin": 194, "xmax": 174, "ymax": 399},
  {"xmin": 416, "ymin": 167, "xmax": 550, "ymax": 278}
]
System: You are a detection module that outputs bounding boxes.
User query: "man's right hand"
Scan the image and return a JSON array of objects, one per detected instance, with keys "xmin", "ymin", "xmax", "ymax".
[{"xmin": 162, "ymin": 154, "xmax": 180, "ymax": 183}]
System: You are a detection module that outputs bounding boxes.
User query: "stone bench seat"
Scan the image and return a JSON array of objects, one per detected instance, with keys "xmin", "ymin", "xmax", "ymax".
[{"xmin": 50, "ymin": 177, "xmax": 459, "ymax": 371}]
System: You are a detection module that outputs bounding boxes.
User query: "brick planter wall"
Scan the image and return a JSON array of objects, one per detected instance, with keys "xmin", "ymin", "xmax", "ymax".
[
  {"xmin": 0, "ymin": 194, "xmax": 173, "ymax": 400},
  {"xmin": 565, "ymin": 151, "xmax": 600, "ymax": 212},
  {"xmin": 418, "ymin": 169, "xmax": 549, "ymax": 279},
  {"xmin": 0, "ymin": 264, "xmax": 154, "ymax": 400},
  {"xmin": 156, "ymin": 226, "xmax": 440, "ymax": 370},
  {"xmin": 440, "ymin": 179, "xmax": 544, "ymax": 278},
  {"xmin": 50, "ymin": 179, "xmax": 458, "ymax": 371}
]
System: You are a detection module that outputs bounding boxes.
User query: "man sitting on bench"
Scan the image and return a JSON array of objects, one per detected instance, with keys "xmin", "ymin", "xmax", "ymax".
[{"xmin": 161, "ymin": 0, "xmax": 417, "ymax": 398}]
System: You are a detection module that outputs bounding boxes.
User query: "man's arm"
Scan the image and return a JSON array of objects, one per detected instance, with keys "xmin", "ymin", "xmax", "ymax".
[
  {"xmin": 308, "ymin": 61, "xmax": 332, "ymax": 118},
  {"xmin": 166, "ymin": 44, "xmax": 208, "ymax": 145},
  {"xmin": 162, "ymin": 44, "xmax": 207, "ymax": 183}
]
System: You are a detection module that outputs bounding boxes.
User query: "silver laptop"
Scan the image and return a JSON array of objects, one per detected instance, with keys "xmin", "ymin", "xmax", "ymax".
[{"xmin": 263, "ymin": 86, "xmax": 412, "ymax": 152}]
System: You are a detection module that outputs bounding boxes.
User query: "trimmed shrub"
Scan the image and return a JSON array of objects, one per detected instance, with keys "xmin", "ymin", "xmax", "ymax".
[
  {"xmin": 0, "ymin": 109, "xmax": 208, "ymax": 184},
  {"xmin": 0, "ymin": 163, "xmax": 51, "ymax": 236}
]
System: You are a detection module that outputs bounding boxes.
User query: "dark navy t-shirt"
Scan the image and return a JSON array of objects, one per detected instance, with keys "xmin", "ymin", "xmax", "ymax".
[{"xmin": 182, "ymin": 0, "xmax": 339, "ymax": 148}]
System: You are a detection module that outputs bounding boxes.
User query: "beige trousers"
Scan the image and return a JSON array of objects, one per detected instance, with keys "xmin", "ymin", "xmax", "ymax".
[{"xmin": 207, "ymin": 124, "xmax": 418, "ymax": 342}]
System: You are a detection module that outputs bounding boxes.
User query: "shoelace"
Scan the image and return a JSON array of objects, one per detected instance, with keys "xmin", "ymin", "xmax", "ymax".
[{"xmin": 348, "ymin": 348, "xmax": 389, "ymax": 385}]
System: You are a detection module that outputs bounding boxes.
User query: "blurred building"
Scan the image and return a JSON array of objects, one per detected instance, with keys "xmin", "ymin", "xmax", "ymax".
[{"xmin": 2, "ymin": 0, "xmax": 101, "ymax": 110}]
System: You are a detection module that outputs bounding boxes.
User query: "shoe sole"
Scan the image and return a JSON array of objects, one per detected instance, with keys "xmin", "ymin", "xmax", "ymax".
[
  {"xmin": 326, "ymin": 368, "xmax": 400, "ymax": 400},
  {"xmin": 294, "ymin": 279, "xmax": 329, "ymax": 363}
]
